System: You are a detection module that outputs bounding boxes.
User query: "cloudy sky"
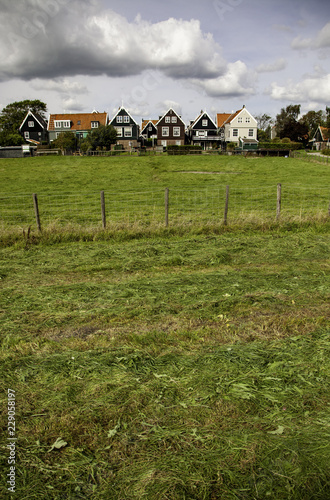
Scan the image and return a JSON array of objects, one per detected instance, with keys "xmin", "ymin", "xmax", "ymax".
[{"xmin": 0, "ymin": 0, "xmax": 330, "ymax": 124}]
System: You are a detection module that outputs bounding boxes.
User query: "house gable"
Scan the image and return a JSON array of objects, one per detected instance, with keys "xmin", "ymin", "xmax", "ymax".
[
  {"xmin": 217, "ymin": 107, "xmax": 257, "ymax": 143},
  {"xmin": 156, "ymin": 108, "xmax": 185, "ymax": 145},
  {"xmin": 311, "ymin": 125, "xmax": 330, "ymax": 150},
  {"xmin": 109, "ymin": 107, "xmax": 140, "ymax": 148},
  {"xmin": 141, "ymin": 120, "xmax": 158, "ymax": 137},
  {"xmin": 19, "ymin": 111, "xmax": 48, "ymax": 144},
  {"xmin": 190, "ymin": 111, "xmax": 217, "ymax": 132}
]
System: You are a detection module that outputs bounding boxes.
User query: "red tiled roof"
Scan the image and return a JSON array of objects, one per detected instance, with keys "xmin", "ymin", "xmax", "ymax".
[
  {"xmin": 320, "ymin": 126, "xmax": 330, "ymax": 141},
  {"xmin": 216, "ymin": 113, "xmax": 232, "ymax": 128},
  {"xmin": 48, "ymin": 112, "xmax": 107, "ymax": 131},
  {"xmin": 141, "ymin": 119, "xmax": 158, "ymax": 130},
  {"xmin": 216, "ymin": 109, "xmax": 242, "ymax": 128}
]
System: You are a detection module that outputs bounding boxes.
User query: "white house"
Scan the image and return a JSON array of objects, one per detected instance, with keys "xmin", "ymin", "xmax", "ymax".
[{"xmin": 217, "ymin": 106, "xmax": 258, "ymax": 145}]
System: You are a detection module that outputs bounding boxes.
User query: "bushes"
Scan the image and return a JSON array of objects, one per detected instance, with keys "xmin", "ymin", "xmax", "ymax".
[
  {"xmin": 321, "ymin": 148, "xmax": 330, "ymax": 156},
  {"xmin": 167, "ymin": 145, "xmax": 202, "ymax": 155},
  {"xmin": 259, "ymin": 140, "xmax": 303, "ymax": 150}
]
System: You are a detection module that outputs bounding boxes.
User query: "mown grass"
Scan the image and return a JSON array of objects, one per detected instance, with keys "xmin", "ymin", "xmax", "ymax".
[
  {"xmin": 0, "ymin": 221, "xmax": 329, "ymax": 499},
  {"xmin": 0, "ymin": 155, "xmax": 329, "ymax": 230},
  {"xmin": 1, "ymin": 154, "xmax": 329, "ymax": 193}
]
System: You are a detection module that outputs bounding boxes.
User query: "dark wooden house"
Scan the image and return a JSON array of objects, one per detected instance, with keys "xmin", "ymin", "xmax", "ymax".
[
  {"xmin": 188, "ymin": 111, "xmax": 220, "ymax": 149},
  {"xmin": 156, "ymin": 108, "xmax": 186, "ymax": 147},
  {"xmin": 19, "ymin": 110, "xmax": 48, "ymax": 144},
  {"xmin": 109, "ymin": 107, "xmax": 140, "ymax": 150},
  {"xmin": 140, "ymin": 119, "xmax": 158, "ymax": 146}
]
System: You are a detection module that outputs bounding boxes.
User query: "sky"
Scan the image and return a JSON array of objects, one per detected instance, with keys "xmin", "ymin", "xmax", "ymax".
[{"xmin": 0, "ymin": 0, "xmax": 330, "ymax": 125}]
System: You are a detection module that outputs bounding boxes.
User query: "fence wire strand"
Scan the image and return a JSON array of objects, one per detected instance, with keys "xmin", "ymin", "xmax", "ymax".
[{"xmin": 0, "ymin": 186, "xmax": 329, "ymax": 230}]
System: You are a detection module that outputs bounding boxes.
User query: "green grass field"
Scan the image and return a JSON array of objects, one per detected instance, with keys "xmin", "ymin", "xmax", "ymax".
[
  {"xmin": 0, "ymin": 156, "xmax": 329, "ymax": 499},
  {"xmin": 0, "ymin": 155, "xmax": 329, "ymax": 231}
]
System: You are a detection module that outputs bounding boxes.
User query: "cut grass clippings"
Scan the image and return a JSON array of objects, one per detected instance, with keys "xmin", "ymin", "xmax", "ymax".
[{"xmin": 0, "ymin": 221, "xmax": 329, "ymax": 498}]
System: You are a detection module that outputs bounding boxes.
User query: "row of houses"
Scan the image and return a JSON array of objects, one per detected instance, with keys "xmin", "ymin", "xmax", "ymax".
[{"xmin": 19, "ymin": 105, "xmax": 260, "ymax": 151}]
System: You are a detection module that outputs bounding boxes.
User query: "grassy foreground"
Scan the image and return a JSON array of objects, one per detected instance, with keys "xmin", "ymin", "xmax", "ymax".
[
  {"xmin": 0, "ymin": 155, "xmax": 329, "ymax": 230},
  {"xmin": 0, "ymin": 221, "xmax": 329, "ymax": 499}
]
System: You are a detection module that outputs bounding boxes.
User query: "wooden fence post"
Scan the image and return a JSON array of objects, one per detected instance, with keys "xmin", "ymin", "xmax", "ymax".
[
  {"xmin": 32, "ymin": 193, "xmax": 41, "ymax": 232},
  {"xmin": 165, "ymin": 188, "xmax": 169, "ymax": 227},
  {"xmin": 276, "ymin": 183, "xmax": 282, "ymax": 221},
  {"xmin": 224, "ymin": 185, "xmax": 229, "ymax": 225},
  {"xmin": 100, "ymin": 190, "xmax": 106, "ymax": 229}
]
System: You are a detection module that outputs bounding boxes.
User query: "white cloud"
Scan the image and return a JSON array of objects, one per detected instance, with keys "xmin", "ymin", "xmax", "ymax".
[
  {"xmin": 31, "ymin": 78, "xmax": 89, "ymax": 95},
  {"xmin": 62, "ymin": 97, "xmax": 85, "ymax": 112},
  {"xmin": 292, "ymin": 22, "xmax": 330, "ymax": 50},
  {"xmin": 270, "ymin": 73, "xmax": 330, "ymax": 103},
  {"xmin": 256, "ymin": 58, "xmax": 287, "ymax": 73},
  {"xmin": 191, "ymin": 61, "xmax": 257, "ymax": 98},
  {"xmin": 0, "ymin": 2, "xmax": 227, "ymax": 82},
  {"xmin": 157, "ymin": 100, "xmax": 182, "ymax": 115}
]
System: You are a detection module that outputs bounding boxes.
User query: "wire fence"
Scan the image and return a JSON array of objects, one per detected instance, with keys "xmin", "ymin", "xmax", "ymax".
[{"xmin": 0, "ymin": 185, "xmax": 329, "ymax": 231}]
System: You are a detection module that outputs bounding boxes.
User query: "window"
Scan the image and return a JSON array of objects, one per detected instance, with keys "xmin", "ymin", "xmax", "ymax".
[
  {"xmin": 91, "ymin": 121, "xmax": 99, "ymax": 128},
  {"xmin": 176, "ymin": 141, "xmax": 181, "ymax": 145},
  {"xmin": 28, "ymin": 121, "xmax": 34, "ymax": 127},
  {"xmin": 238, "ymin": 117, "xmax": 243, "ymax": 123},
  {"xmin": 24, "ymin": 131, "xmax": 29, "ymax": 139},
  {"xmin": 248, "ymin": 129, "xmax": 254, "ymax": 137},
  {"xmin": 233, "ymin": 129, "xmax": 238, "ymax": 137},
  {"xmin": 115, "ymin": 127, "xmax": 122, "ymax": 137},
  {"xmin": 124, "ymin": 127, "xmax": 132, "ymax": 137},
  {"xmin": 165, "ymin": 116, "xmax": 170, "ymax": 123},
  {"xmin": 202, "ymin": 119, "xmax": 208, "ymax": 127},
  {"xmin": 77, "ymin": 120, "xmax": 81, "ymax": 125},
  {"xmin": 55, "ymin": 120, "xmax": 70, "ymax": 128},
  {"xmin": 173, "ymin": 127, "xmax": 180, "ymax": 136},
  {"xmin": 123, "ymin": 116, "xmax": 130, "ymax": 123},
  {"xmin": 161, "ymin": 140, "xmax": 167, "ymax": 146},
  {"xmin": 116, "ymin": 116, "xmax": 123, "ymax": 123},
  {"xmin": 171, "ymin": 116, "xmax": 177, "ymax": 123},
  {"xmin": 245, "ymin": 117, "xmax": 250, "ymax": 123},
  {"xmin": 148, "ymin": 126, "xmax": 152, "ymax": 131},
  {"xmin": 162, "ymin": 127, "xmax": 169, "ymax": 136}
]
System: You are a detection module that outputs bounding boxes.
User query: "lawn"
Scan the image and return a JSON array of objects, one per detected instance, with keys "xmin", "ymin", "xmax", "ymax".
[
  {"xmin": 0, "ymin": 221, "xmax": 329, "ymax": 499},
  {"xmin": 0, "ymin": 156, "xmax": 329, "ymax": 498},
  {"xmin": 0, "ymin": 155, "xmax": 329, "ymax": 230}
]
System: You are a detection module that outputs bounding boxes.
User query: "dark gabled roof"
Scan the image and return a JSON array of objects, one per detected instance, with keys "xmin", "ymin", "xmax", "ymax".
[
  {"xmin": 156, "ymin": 108, "xmax": 186, "ymax": 126},
  {"xmin": 19, "ymin": 110, "xmax": 48, "ymax": 131},
  {"xmin": 141, "ymin": 119, "xmax": 158, "ymax": 133},
  {"xmin": 319, "ymin": 126, "xmax": 330, "ymax": 141},
  {"xmin": 110, "ymin": 107, "xmax": 138, "ymax": 126},
  {"xmin": 189, "ymin": 111, "xmax": 217, "ymax": 130}
]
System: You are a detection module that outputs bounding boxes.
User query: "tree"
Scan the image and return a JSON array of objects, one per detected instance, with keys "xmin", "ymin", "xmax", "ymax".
[
  {"xmin": 275, "ymin": 104, "xmax": 308, "ymax": 144},
  {"xmin": 255, "ymin": 113, "xmax": 273, "ymax": 131},
  {"xmin": 257, "ymin": 128, "xmax": 271, "ymax": 141},
  {"xmin": 52, "ymin": 131, "xmax": 76, "ymax": 152},
  {"xmin": 85, "ymin": 125, "xmax": 117, "ymax": 150},
  {"xmin": 300, "ymin": 110, "xmax": 325, "ymax": 137},
  {"xmin": 326, "ymin": 106, "xmax": 330, "ymax": 130},
  {"xmin": 0, "ymin": 100, "xmax": 47, "ymax": 134},
  {"xmin": 275, "ymin": 104, "xmax": 301, "ymax": 137},
  {"xmin": 0, "ymin": 131, "xmax": 24, "ymax": 146},
  {"xmin": 255, "ymin": 113, "xmax": 273, "ymax": 141}
]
